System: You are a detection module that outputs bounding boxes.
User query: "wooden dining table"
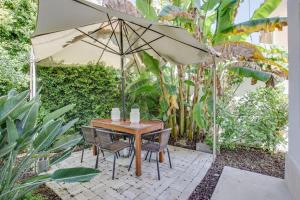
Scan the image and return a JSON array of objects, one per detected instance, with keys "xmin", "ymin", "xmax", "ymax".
[{"xmin": 90, "ymin": 118, "xmax": 164, "ymax": 176}]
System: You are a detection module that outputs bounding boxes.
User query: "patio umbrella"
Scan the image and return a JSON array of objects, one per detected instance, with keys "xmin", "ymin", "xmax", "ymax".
[{"xmin": 31, "ymin": 0, "xmax": 217, "ymax": 119}]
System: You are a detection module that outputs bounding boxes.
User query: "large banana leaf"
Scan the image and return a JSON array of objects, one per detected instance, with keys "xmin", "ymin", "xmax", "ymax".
[
  {"xmin": 251, "ymin": 0, "xmax": 282, "ymax": 20},
  {"xmin": 136, "ymin": 0, "xmax": 158, "ymax": 21},
  {"xmin": 201, "ymin": 0, "xmax": 220, "ymax": 11},
  {"xmin": 213, "ymin": 0, "xmax": 241, "ymax": 44},
  {"xmin": 193, "ymin": 103, "xmax": 207, "ymax": 129},
  {"xmin": 141, "ymin": 51, "xmax": 160, "ymax": 76},
  {"xmin": 222, "ymin": 17, "xmax": 287, "ymax": 35},
  {"xmin": 229, "ymin": 66, "xmax": 272, "ymax": 82},
  {"xmin": 159, "ymin": 5, "xmax": 192, "ymax": 21}
]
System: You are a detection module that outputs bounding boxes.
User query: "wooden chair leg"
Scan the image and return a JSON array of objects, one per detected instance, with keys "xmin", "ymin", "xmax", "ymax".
[
  {"xmin": 112, "ymin": 154, "xmax": 116, "ymax": 180},
  {"xmin": 156, "ymin": 152, "xmax": 160, "ymax": 180},
  {"xmin": 167, "ymin": 148, "xmax": 172, "ymax": 168}
]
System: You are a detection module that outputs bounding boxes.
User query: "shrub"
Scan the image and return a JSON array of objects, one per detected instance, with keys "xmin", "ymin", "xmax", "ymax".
[
  {"xmin": 37, "ymin": 64, "xmax": 120, "ymax": 128},
  {"xmin": 0, "ymin": 90, "xmax": 99, "ymax": 199},
  {"xmin": 218, "ymin": 86, "xmax": 288, "ymax": 152}
]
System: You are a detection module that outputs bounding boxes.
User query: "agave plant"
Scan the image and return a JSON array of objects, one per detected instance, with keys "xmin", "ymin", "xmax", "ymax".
[{"xmin": 0, "ymin": 89, "xmax": 99, "ymax": 199}]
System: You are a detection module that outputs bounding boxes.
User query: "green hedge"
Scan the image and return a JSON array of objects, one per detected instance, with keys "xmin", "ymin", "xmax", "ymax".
[{"xmin": 38, "ymin": 64, "xmax": 120, "ymax": 128}]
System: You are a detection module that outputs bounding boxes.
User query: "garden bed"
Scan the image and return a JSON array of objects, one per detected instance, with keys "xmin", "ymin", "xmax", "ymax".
[{"xmin": 188, "ymin": 147, "xmax": 285, "ymax": 200}]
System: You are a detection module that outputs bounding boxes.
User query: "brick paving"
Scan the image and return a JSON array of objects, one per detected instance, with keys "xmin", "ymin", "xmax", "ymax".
[{"xmin": 47, "ymin": 145, "xmax": 212, "ymax": 200}]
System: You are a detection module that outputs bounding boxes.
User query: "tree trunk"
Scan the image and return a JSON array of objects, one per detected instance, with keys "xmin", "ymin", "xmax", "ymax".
[{"xmin": 177, "ymin": 65, "xmax": 185, "ymax": 137}]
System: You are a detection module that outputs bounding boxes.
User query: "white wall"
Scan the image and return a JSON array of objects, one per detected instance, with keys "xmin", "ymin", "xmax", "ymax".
[{"xmin": 286, "ymin": 0, "xmax": 300, "ymax": 199}]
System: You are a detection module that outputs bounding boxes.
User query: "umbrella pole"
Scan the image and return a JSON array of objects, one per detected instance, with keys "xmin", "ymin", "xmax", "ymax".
[
  {"xmin": 29, "ymin": 46, "xmax": 36, "ymax": 100},
  {"xmin": 120, "ymin": 20, "xmax": 126, "ymax": 121},
  {"xmin": 212, "ymin": 55, "xmax": 217, "ymax": 161}
]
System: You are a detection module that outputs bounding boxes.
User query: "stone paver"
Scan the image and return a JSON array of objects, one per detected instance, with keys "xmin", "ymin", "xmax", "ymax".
[{"xmin": 47, "ymin": 145, "xmax": 212, "ymax": 200}]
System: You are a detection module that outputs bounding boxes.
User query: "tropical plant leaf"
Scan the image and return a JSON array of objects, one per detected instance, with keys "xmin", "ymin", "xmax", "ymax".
[
  {"xmin": 141, "ymin": 51, "xmax": 160, "ymax": 76},
  {"xmin": 229, "ymin": 67, "xmax": 272, "ymax": 82},
  {"xmin": 22, "ymin": 102, "xmax": 39, "ymax": 134},
  {"xmin": 184, "ymin": 80, "xmax": 195, "ymax": 86},
  {"xmin": 50, "ymin": 167, "xmax": 99, "ymax": 183},
  {"xmin": 50, "ymin": 134, "xmax": 82, "ymax": 151},
  {"xmin": 6, "ymin": 117, "xmax": 19, "ymax": 144},
  {"xmin": 59, "ymin": 118, "xmax": 78, "ymax": 136},
  {"xmin": 159, "ymin": 5, "xmax": 192, "ymax": 21},
  {"xmin": 0, "ymin": 90, "xmax": 29, "ymax": 123},
  {"xmin": 136, "ymin": 0, "xmax": 158, "ymax": 21},
  {"xmin": 251, "ymin": 0, "xmax": 282, "ymax": 20},
  {"xmin": 49, "ymin": 149, "xmax": 73, "ymax": 166},
  {"xmin": 43, "ymin": 104, "xmax": 75, "ymax": 124},
  {"xmin": 0, "ymin": 142, "xmax": 16, "ymax": 158},
  {"xmin": 201, "ymin": 0, "xmax": 220, "ymax": 11},
  {"xmin": 213, "ymin": 0, "xmax": 241, "ymax": 44},
  {"xmin": 193, "ymin": 103, "xmax": 206, "ymax": 128},
  {"xmin": 222, "ymin": 17, "xmax": 287, "ymax": 35}
]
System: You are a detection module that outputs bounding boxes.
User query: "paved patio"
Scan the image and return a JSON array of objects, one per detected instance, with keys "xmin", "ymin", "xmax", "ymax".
[{"xmin": 47, "ymin": 145, "xmax": 212, "ymax": 200}]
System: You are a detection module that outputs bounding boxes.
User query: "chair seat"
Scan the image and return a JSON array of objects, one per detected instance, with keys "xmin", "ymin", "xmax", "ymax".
[
  {"xmin": 142, "ymin": 142, "xmax": 160, "ymax": 152},
  {"xmin": 102, "ymin": 141, "xmax": 131, "ymax": 152}
]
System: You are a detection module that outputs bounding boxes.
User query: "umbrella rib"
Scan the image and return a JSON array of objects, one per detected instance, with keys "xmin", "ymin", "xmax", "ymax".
[
  {"xmin": 124, "ymin": 22, "xmax": 163, "ymax": 59},
  {"xmin": 76, "ymin": 28, "xmax": 119, "ymax": 54},
  {"xmin": 123, "ymin": 23, "xmax": 140, "ymax": 73},
  {"xmin": 107, "ymin": 14, "xmax": 121, "ymax": 53},
  {"xmin": 123, "ymin": 24, "xmax": 152, "ymax": 54},
  {"xmin": 125, "ymin": 48, "xmax": 152, "ymax": 55},
  {"xmin": 126, "ymin": 35, "xmax": 164, "ymax": 55},
  {"xmin": 71, "ymin": 0, "xmax": 209, "ymax": 54},
  {"xmin": 126, "ymin": 21, "xmax": 209, "ymax": 54},
  {"xmin": 82, "ymin": 40, "xmax": 120, "ymax": 55},
  {"xmin": 97, "ymin": 20, "xmax": 120, "ymax": 64}
]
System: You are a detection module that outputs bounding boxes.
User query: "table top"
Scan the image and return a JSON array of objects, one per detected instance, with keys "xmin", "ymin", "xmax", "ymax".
[{"xmin": 90, "ymin": 118, "xmax": 164, "ymax": 135}]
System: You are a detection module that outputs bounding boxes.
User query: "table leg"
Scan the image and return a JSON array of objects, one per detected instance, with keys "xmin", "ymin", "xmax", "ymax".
[
  {"xmin": 135, "ymin": 134, "xmax": 142, "ymax": 176},
  {"xmin": 159, "ymin": 133, "xmax": 164, "ymax": 163}
]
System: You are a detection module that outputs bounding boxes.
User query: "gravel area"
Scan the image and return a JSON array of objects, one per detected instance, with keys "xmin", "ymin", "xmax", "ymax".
[{"xmin": 188, "ymin": 148, "xmax": 285, "ymax": 200}]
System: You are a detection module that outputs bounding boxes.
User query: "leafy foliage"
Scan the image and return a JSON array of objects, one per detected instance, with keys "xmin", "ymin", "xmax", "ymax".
[
  {"xmin": 218, "ymin": 87, "xmax": 288, "ymax": 151},
  {"xmin": 38, "ymin": 64, "xmax": 120, "ymax": 128},
  {"xmin": 0, "ymin": 90, "xmax": 99, "ymax": 199}
]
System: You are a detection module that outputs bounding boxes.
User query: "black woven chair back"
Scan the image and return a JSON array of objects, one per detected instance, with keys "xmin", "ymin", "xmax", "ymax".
[
  {"xmin": 95, "ymin": 129, "xmax": 113, "ymax": 147},
  {"xmin": 159, "ymin": 128, "xmax": 171, "ymax": 149},
  {"xmin": 81, "ymin": 126, "xmax": 96, "ymax": 144}
]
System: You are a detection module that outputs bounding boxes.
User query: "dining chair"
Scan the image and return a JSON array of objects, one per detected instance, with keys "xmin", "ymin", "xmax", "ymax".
[
  {"xmin": 80, "ymin": 126, "xmax": 105, "ymax": 169},
  {"xmin": 95, "ymin": 129, "xmax": 131, "ymax": 179},
  {"xmin": 128, "ymin": 128, "xmax": 172, "ymax": 180}
]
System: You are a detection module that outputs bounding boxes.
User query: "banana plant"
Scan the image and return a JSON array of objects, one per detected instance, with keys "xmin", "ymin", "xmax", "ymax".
[{"xmin": 0, "ymin": 89, "xmax": 99, "ymax": 199}]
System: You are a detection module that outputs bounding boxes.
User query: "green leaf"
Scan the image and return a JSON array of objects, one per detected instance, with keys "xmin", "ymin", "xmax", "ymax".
[
  {"xmin": 0, "ymin": 142, "xmax": 16, "ymax": 158},
  {"xmin": 141, "ymin": 51, "xmax": 160, "ymax": 76},
  {"xmin": 252, "ymin": 0, "xmax": 282, "ymax": 20},
  {"xmin": 50, "ymin": 149, "xmax": 72, "ymax": 166},
  {"xmin": 193, "ymin": 103, "xmax": 206, "ymax": 128},
  {"xmin": 184, "ymin": 80, "xmax": 195, "ymax": 86},
  {"xmin": 50, "ymin": 167, "xmax": 99, "ymax": 183},
  {"xmin": 43, "ymin": 104, "xmax": 75, "ymax": 124},
  {"xmin": 59, "ymin": 118, "xmax": 78, "ymax": 136},
  {"xmin": 201, "ymin": 0, "xmax": 220, "ymax": 11},
  {"xmin": 222, "ymin": 17, "xmax": 287, "ymax": 35},
  {"xmin": 33, "ymin": 120, "xmax": 62, "ymax": 150},
  {"xmin": 22, "ymin": 102, "xmax": 40, "ymax": 134},
  {"xmin": 159, "ymin": 5, "xmax": 188, "ymax": 21},
  {"xmin": 229, "ymin": 67, "xmax": 272, "ymax": 82},
  {"xmin": 0, "ymin": 90, "xmax": 29, "ymax": 123},
  {"xmin": 213, "ymin": 0, "xmax": 241, "ymax": 44},
  {"xmin": 6, "ymin": 117, "xmax": 19, "ymax": 144},
  {"xmin": 136, "ymin": 0, "xmax": 158, "ymax": 21},
  {"xmin": 50, "ymin": 134, "xmax": 82, "ymax": 151}
]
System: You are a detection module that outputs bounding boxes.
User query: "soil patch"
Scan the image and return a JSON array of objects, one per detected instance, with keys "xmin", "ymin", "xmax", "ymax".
[{"xmin": 189, "ymin": 147, "xmax": 285, "ymax": 200}]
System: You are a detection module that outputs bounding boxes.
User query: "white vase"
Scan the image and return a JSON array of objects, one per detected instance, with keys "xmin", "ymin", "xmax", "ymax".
[
  {"xmin": 111, "ymin": 108, "xmax": 120, "ymax": 122},
  {"xmin": 130, "ymin": 108, "xmax": 140, "ymax": 124}
]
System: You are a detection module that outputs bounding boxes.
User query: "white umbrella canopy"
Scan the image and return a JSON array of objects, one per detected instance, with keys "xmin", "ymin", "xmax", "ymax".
[{"xmin": 31, "ymin": 0, "xmax": 214, "ymax": 68}]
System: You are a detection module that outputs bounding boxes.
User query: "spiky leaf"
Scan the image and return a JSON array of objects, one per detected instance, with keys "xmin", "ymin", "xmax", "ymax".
[{"xmin": 50, "ymin": 167, "xmax": 99, "ymax": 183}]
